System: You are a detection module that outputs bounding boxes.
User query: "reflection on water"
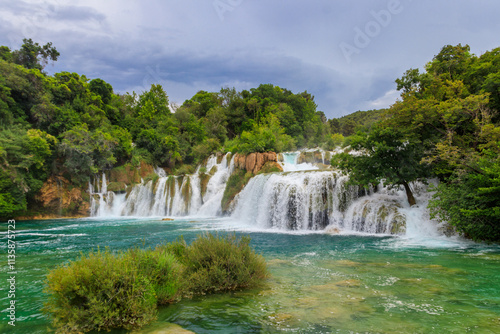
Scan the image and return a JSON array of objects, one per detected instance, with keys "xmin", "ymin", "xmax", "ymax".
[{"xmin": 0, "ymin": 217, "xmax": 499, "ymax": 333}]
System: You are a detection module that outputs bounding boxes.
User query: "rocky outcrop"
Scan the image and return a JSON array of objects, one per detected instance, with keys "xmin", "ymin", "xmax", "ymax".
[
  {"xmin": 234, "ymin": 152, "xmax": 283, "ymax": 174},
  {"xmin": 33, "ymin": 176, "xmax": 90, "ymax": 218}
]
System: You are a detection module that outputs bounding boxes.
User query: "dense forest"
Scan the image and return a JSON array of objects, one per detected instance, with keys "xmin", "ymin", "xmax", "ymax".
[{"xmin": 1, "ymin": 39, "xmax": 499, "ymax": 242}]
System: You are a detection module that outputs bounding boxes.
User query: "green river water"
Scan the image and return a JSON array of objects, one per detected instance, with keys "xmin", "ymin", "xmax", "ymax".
[{"xmin": 1, "ymin": 217, "xmax": 499, "ymax": 333}]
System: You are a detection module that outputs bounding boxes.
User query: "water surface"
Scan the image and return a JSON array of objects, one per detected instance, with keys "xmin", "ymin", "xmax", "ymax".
[{"xmin": 1, "ymin": 217, "xmax": 499, "ymax": 333}]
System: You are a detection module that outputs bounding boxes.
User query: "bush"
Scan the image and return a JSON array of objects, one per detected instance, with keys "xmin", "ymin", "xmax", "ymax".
[
  {"xmin": 44, "ymin": 234, "xmax": 269, "ymax": 332},
  {"xmin": 43, "ymin": 249, "xmax": 157, "ymax": 333},
  {"xmin": 180, "ymin": 233, "xmax": 269, "ymax": 294},
  {"xmin": 133, "ymin": 247, "xmax": 183, "ymax": 304}
]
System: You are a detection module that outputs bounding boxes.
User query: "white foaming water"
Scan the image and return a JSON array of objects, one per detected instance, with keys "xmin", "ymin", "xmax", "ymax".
[
  {"xmin": 94, "ymin": 153, "xmax": 234, "ymax": 217},
  {"xmin": 89, "ymin": 173, "xmax": 122, "ymax": 217},
  {"xmin": 230, "ymin": 171, "xmax": 365, "ymax": 231},
  {"xmin": 91, "ymin": 153, "xmax": 446, "ymax": 239}
]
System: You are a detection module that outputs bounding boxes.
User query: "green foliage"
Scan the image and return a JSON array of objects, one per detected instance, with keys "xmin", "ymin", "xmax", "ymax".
[
  {"xmin": 324, "ymin": 133, "xmax": 345, "ymax": 150},
  {"xmin": 11, "ymin": 38, "xmax": 59, "ymax": 71},
  {"xmin": 43, "ymin": 248, "xmax": 158, "ymax": 333},
  {"xmin": 174, "ymin": 164, "xmax": 196, "ymax": 175},
  {"xmin": 58, "ymin": 124, "xmax": 117, "ymax": 178},
  {"xmin": 166, "ymin": 233, "xmax": 269, "ymax": 295},
  {"xmin": 429, "ymin": 149, "xmax": 500, "ymax": 242},
  {"xmin": 221, "ymin": 169, "xmax": 254, "ymax": 212},
  {"xmin": 328, "ymin": 109, "xmax": 385, "ymax": 137},
  {"xmin": 230, "ymin": 114, "xmax": 296, "ymax": 154},
  {"xmin": 332, "ymin": 126, "xmax": 430, "ymax": 206},
  {"xmin": 44, "ymin": 234, "xmax": 268, "ymax": 332},
  {"xmin": 133, "ymin": 247, "xmax": 184, "ymax": 304},
  {"xmin": 0, "ymin": 170, "xmax": 27, "ymax": 217},
  {"xmin": 88, "ymin": 78, "xmax": 113, "ymax": 104}
]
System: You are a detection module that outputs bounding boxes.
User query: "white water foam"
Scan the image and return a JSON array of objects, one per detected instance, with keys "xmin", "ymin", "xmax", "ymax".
[{"xmin": 91, "ymin": 153, "xmax": 449, "ymax": 240}]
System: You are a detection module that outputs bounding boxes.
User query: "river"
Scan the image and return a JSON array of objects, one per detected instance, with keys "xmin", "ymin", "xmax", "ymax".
[{"xmin": 1, "ymin": 216, "xmax": 499, "ymax": 333}]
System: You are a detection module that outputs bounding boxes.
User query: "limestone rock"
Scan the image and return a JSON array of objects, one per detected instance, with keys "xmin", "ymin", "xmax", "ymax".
[
  {"xmin": 246, "ymin": 153, "xmax": 257, "ymax": 172},
  {"xmin": 33, "ymin": 175, "xmax": 89, "ymax": 218},
  {"xmin": 234, "ymin": 152, "xmax": 281, "ymax": 174}
]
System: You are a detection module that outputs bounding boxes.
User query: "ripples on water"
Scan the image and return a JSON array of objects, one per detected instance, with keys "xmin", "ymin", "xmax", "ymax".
[{"xmin": 1, "ymin": 217, "xmax": 499, "ymax": 334}]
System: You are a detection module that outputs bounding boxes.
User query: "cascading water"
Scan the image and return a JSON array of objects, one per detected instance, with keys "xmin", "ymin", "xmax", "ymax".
[
  {"xmin": 90, "ymin": 151, "xmax": 444, "ymax": 237},
  {"xmin": 230, "ymin": 171, "xmax": 347, "ymax": 230},
  {"xmin": 280, "ymin": 152, "xmax": 319, "ymax": 172},
  {"xmin": 94, "ymin": 153, "xmax": 234, "ymax": 217},
  {"xmin": 89, "ymin": 173, "xmax": 122, "ymax": 217}
]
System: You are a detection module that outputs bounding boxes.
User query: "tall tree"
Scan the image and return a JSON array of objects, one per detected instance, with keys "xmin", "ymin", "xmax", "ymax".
[{"xmin": 12, "ymin": 38, "xmax": 60, "ymax": 71}]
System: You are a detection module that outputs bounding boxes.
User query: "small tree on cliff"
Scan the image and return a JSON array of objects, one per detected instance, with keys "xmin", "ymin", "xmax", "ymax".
[{"xmin": 331, "ymin": 126, "xmax": 430, "ymax": 206}]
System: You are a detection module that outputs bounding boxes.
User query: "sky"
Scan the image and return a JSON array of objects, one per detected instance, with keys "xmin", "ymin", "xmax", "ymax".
[{"xmin": 1, "ymin": 0, "xmax": 499, "ymax": 119}]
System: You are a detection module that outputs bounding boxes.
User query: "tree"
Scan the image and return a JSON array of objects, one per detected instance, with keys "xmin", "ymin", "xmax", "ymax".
[
  {"xmin": 429, "ymin": 148, "xmax": 500, "ymax": 242},
  {"xmin": 332, "ymin": 126, "xmax": 430, "ymax": 206},
  {"xmin": 12, "ymin": 38, "xmax": 59, "ymax": 71},
  {"xmin": 89, "ymin": 78, "xmax": 113, "ymax": 104},
  {"xmin": 136, "ymin": 84, "xmax": 170, "ymax": 118},
  {"xmin": 426, "ymin": 44, "xmax": 471, "ymax": 80}
]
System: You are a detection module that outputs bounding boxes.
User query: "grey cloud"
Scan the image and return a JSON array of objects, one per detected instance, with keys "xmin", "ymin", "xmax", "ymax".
[{"xmin": 3, "ymin": 0, "xmax": 500, "ymax": 119}]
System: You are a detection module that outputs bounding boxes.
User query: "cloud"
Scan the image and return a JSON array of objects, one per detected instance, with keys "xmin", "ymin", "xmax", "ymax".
[{"xmin": 1, "ymin": 0, "xmax": 500, "ymax": 119}]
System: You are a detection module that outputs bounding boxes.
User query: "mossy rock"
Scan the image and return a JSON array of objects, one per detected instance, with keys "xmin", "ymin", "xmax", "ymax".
[
  {"xmin": 107, "ymin": 182, "xmax": 127, "ymax": 193},
  {"xmin": 221, "ymin": 169, "xmax": 253, "ymax": 214},
  {"xmin": 257, "ymin": 161, "xmax": 283, "ymax": 174},
  {"xmin": 109, "ymin": 162, "xmax": 154, "ymax": 185},
  {"xmin": 181, "ymin": 177, "xmax": 191, "ymax": 213},
  {"xmin": 199, "ymin": 173, "xmax": 211, "ymax": 198},
  {"xmin": 298, "ymin": 151, "xmax": 324, "ymax": 164},
  {"xmin": 390, "ymin": 214, "xmax": 406, "ymax": 235}
]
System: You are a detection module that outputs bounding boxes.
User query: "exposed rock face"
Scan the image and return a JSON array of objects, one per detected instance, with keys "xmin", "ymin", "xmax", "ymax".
[
  {"xmin": 235, "ymin": 152, "xmax": 282, "ymax": 174},
  {"xmin": 34, "ymin": 176, "xmax": 90, "ymax": 218}
]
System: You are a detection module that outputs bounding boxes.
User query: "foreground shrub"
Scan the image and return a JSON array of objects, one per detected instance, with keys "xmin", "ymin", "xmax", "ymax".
[
  {"xmin": 133, "ymin": 247, "xmax": 183, "ymax": 304},
  {"xmin": 175, "ymin": 233, "xmax": 269, "ymax": 294},
  {"xmin": 44, "ymin": 233, "xmax": 269, "ymax": 332},
  {"xmin": 43, "ymin": 249, "xmax": 157, "ymax": 333}
]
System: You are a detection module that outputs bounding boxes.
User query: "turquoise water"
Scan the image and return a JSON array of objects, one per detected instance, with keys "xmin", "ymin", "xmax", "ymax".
[{"xmin": 1, "ymin": 217, "xmax": 499, "ymax": 333}]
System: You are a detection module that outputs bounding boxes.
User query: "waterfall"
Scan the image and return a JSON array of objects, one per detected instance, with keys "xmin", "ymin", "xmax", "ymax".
[
  {"xmin": 93, "ymin": 153, "xmax": 234, "ymax": 217},
  {"xmin": 230, "ymin": 171, "xmax": 344, "ymax": 230},
  {"xmin": 89, "ymin": 152, "xmax": 444, "ymax": 237},
  {"xmin": 229, "ymin": 171, "xmax": 437, "ymax": 235},
  {"xmin": 90, "ymin": 173, "xmax": 126, "ymax": 217}
]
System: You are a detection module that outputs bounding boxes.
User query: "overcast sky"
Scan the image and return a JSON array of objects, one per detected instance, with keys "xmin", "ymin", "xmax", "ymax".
[{"xmin": 1, "ymin": 0, "xmax": 499, "ymax": 119}]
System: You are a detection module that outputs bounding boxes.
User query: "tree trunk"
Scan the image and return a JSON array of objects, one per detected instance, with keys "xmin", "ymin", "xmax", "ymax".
[{"xmin": 402, "ymin": 181, "xmax": 416, "ymax": 206}]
